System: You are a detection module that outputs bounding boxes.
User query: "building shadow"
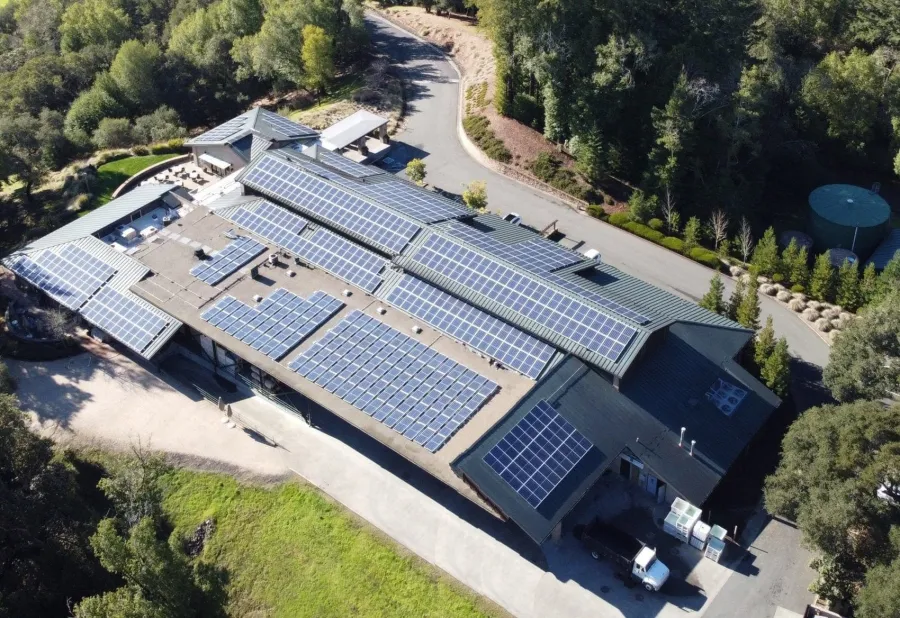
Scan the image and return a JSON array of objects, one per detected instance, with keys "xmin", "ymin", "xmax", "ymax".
[{"xmin": 382, "ymin": 141, "xmax": 430, "ymax": 169}]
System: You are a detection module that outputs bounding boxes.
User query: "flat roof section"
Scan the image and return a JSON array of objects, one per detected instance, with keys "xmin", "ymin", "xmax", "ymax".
[
  {"xmin": 320, "ymin": 110, "xmax": 388, "ymax": 151},
  {"xmin": 128, "ymin": 206, "xmax": 535, "ymax": 507}
]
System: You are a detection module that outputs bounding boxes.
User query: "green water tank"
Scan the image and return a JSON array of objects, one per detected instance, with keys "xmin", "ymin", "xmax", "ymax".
[{"xmin": 808, "ymin": 184, "xmax": 891, "ymax": 259}]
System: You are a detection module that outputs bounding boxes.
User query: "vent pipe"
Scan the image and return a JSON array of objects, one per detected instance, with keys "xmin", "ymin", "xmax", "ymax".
[
  {"xmin": 679, "ymin": 427, "xmax": 686, "ymax": 447},
  {"xmin": 690, "ymin": 440, "xmax": 696, "ymax": 456}
]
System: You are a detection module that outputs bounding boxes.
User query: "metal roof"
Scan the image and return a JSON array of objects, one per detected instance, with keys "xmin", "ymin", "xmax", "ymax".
[
  {"xmin": 320, "ymin": 110, "xmax": 388, "ymax": 151},
  {"xmin": 867, "ymin": 228, "xmax": 900, "ymax": 270},
  {"xmin": 453, "ymin": 323, "xmax": 780, "ymax": 544},
  {"xmin": 22, "ymin": 184, "xmax": 177, "ymax": 252},
  {"xmin": 186, "ymin": 107, "xmax": 318, "ymax": 146}
]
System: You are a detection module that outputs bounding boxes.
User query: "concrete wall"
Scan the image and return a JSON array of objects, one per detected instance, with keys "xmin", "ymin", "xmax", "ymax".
[
  {"xmin": 190, "ymin": 144, "xmax": 246, "ymax": 173},
  {"xmin": 110, "ymin": 153, "xmax": 190, "ymax": 199}
]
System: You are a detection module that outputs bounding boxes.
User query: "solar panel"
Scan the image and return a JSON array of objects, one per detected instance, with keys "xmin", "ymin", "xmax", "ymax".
[
  {"xmin": 81, "ymin": 287, "xmax": 168, "ymax": 354},
  {"xmin": 289, "ymin": 310, "xmax": 497, "ymax": 452},
  {"xmin": 384, "ymin": 275, "xmax": 554, "ymax": 379},
  {"xmin": 442, "ymin": 220, "xmax": 508, "ymax": 254},
  {"xmin": 57, "ymin": 245, "xmax": 117, "ymax": 282},
  {"xmin": 483, "ymin": 400, "xmax": 593, "ymax": 508},
  {"xmin": 545, "ymin": 273, "xmax": 651, "ymax": 325},
  {"xmin": 326, "ymin": 174, "xmax": 470, "ymax": 223},
  {"xmin": 190, "ymin": 237, "xmax": 266, "ymax": 285},
  {"xmin": 411, "ymin": 235, "xmax": 636, "ymax": 362},
  {"xmin": 201, "ymin": 289, "xmax": 343, "ymax": 359},
  {"xmin": 8, "ymin": 255, "xmax": 86, "ymax": 310},
  {"xmin": 293, "ymin": 228, "xmax": 386, "ymax": 293},
  {"xmin": 240, "ymin": 154, "xmax": 420, "ymax": 253},
  {"xmin": 230, "ymin": 200, "xmax": 308, "ymax": 248},
  {"xmin": 316, "ymin": 149, "xmax": 383, "ymax": 178},
  {"xmin": 258, "ymin": 109, "xmax": 317, "ymax": 139},
  {"xmin": 505, "ymin": 239, "xmax": 583, "ymax": 272},
  {"xmin": 189, "ymin": 116, "xmax": 248, "ymax": 144}
]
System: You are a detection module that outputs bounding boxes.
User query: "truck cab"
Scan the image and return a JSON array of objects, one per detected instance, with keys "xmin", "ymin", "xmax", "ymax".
[{"xmin": 632, "ymin": 547, "xmax": 670, "ymax": 592}]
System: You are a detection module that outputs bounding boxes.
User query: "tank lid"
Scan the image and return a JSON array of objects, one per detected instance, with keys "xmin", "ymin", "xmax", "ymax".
[{"xmin": 809, "ymin": 184, "xmax": 890, "ymax": 228}]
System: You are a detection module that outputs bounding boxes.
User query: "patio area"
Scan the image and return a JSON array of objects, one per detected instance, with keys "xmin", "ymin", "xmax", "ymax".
[{"xmin": 140, "ymin": 161, "xmax": 221, "ymax": 193}]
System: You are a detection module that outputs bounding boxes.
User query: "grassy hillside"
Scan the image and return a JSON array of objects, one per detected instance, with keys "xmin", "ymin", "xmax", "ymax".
[
  {"xmin": 163, "ymin": 471, "xmax": 504, "ymax": 618},
  {"xmin": 94, "ymin": 153, "xmax": 179, "ymax": 206}
]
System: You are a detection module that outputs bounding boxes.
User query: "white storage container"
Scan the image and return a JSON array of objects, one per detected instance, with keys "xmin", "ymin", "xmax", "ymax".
[
  {"xmin": 663, "ymin": 498, "xmax": 702, "ymax": 543},
  {"xmin": 690, "ymin": 521, "xmax": 710, "ymax": 550},
  {"xmin": 705, "ymin": 525, "xmax": 728, "ymax": 562}
]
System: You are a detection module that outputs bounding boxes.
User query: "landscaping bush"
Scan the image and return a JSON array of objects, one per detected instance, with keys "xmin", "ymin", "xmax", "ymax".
[
  {"xmin": 462, "ymin": 115, "xmax": 511, "ymax": 163},
  {"xmin": 94, "ymin": 150, "xmax": 130, "ymax": 166},
  {"xmin": 148, "ymin": 138, "xmax": 186, "ymax": 155},
  {"xmin": 586, "ymin": 204, "xmax": 607, "ymax": 220},
  {"xmin": 791, "ymin": 284, "xmax": 806, "ymax": 293},
  {"xmin": 70, "ymin": 193, "xmax": 92, "ymax": 212},
  {"xmin": 772, "ymin": 273, "xmax": 784, "ymax": 283},
  {"xmin": 661, "ymin": 236, "xmax": 684, "ymax": 252},
  {"xmin": 689, "ymin": 247, "xmax": 721, "ymax": 269},
  {"xmin": 131, "ymin": 145, "xmax": 149, "ymax": 156},
  {"xmin": 622, "ymin": 221, "xmax": 665, "ymax": 242},
  {"xmin": 608, "ymin": 212, "xmax": 630, "ymax": 226},
  {"xmin": 527, "ymin": 152, "xmax": 589, "ymax": 200},
  {"xmin": 648, "ymin": 218, "xmax": 664, "ymax": 231},
  {"xmin": 0, "ymin": 360, "xmax": 16, "ymax": 394}
]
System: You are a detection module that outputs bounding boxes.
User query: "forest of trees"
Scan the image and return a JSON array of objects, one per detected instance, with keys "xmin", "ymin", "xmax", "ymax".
[
  {"xmin": 0, "ymin": 0, "xmax": 368, "ymax": 201},
  {"xmin": 476, "ymin": 0, "xmax": 900, "ymax": 223}
]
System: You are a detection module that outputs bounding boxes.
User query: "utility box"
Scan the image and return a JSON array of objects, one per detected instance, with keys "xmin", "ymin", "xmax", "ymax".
[{"xmin": 705, "ymin": 525, "xmax": 728, "ymax": 562}]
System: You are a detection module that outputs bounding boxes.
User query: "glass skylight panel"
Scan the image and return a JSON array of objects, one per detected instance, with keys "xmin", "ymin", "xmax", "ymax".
[{"xmin": 483, "ymin": 400, "xmax": 593, "ymax": 508}]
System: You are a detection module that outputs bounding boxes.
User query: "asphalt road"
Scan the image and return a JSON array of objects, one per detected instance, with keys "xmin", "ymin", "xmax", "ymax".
[{"xmin": 366, "ymin": 13, "xmax": 831, "ymax": 370}]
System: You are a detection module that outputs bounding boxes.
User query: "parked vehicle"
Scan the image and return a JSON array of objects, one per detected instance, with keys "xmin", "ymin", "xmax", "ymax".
[
  {"xmin": 503, "ymin": 212, "xmax": 522, "ymax": 225},
  {"xmin": 574, "ymin": 520, "xmax": 670, "ymax": 592}
]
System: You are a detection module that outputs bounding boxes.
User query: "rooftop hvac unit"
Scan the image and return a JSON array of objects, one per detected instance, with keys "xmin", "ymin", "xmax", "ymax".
[
  {"xmin": 121, "ymin": 227, "xmax": 138, "ymax": 241},
  {"xmin": 267, "ymin": 253, "xmax": 279, "ymax": 266}
]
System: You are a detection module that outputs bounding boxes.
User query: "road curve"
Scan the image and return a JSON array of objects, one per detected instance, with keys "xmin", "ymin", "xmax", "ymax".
[{"xmin": 366, "ymin": 13, "xmax": 830, "ymax": 369}]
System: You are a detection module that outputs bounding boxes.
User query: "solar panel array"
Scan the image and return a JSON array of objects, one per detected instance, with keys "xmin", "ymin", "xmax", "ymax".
[
  {"xmin": 190, "ymin": 237, "xmax": 266, "ymax": 285},
  {"xmin": 483, "ymin": 400, "xmax": 593, "ymax": 508},
  {"xmin": 189, "ymin": 116, "xmax": 248, "ymax": 144},
  {"xmin": 10, "ymin": 245, "xmax": 118, "ymax": 310},
  {"xmin": 289, "ymin": 310, "xmax": 498, "ymax": 452},
  {"xmin": 258, "ymin": 109, "xmax": 317, "ymax": 139},
  {"xmin": 81, "ymin": 287, "xmax": 168, "ymax": 354},
  {"xmin": 544, "ymin": 273, "xmax": 651, "ymax": 325},
  {"xmin": 441, "ymin": 223, "xmax": 651, "ymax": 325},
  {"xmin": 384, "ymin": 275, "xmax": 554, "ymax": 379},
  {"xmin": 230, "ymin": 200, "xmax": 308, "ymax": 248},
  {"xmin": 201, "ymin": 289, "xmax": 343, "ymax": 360},
  {"xmin": 316, "ymin": 149, "xmax": 383, "ymax": 178},
  {"xmin": 412, "ymin": 235, "xmax": 637, "ymax": 362},
  {"xmin": 295, "ymin": 228, "xmax": 386, "ymax": 292},
  {"xmin": 329, "ymin": 175, "xmax": 470, "ymax": 223},
  {"xmin": 240, "ymin": 154, "xmax": 420, "ymax": 253}
]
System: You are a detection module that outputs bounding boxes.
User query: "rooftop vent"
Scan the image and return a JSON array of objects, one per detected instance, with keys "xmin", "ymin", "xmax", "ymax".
[
  {"xmin": 342, "ymin": 289, "xmax": 352, "ymax": 297},
  {"xmin": 376, "ymin": 306, "xmax": 386, "ymax": 315},
  {"xmin": 285, "ymin": 270, "xmax": 295, "ymax": 277},
  {"xmin": 253, "ymin": 294, "xmax": 263, "ymax": 302},
  {"xmin": 411, "ymin": 325, "xmax": 422, "ymax": 334}
]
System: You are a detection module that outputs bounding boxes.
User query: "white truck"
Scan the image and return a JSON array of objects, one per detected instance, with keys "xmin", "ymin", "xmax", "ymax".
[{"xmin": 574, "ymin": 519, "xmax": 670, "ymax": 592}]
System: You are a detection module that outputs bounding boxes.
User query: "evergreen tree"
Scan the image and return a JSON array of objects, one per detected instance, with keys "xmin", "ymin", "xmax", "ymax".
[
  {"xmin": 791, "ymin": 246, "xmax": 811, "ymax": 289},
  {"xmin": 682, "ymin": 216, "xmax": 702, "ymax": 254},
  {"xmin": 751, "ymin": 226, "xmax": 780, "ymax": 277},
  {"xmin": 810, "ymin": 251, "xmax": 836, "ymax": 301},
  {"xmin": 754, "ymin": 315, "xmax": 776, "ymax": 370},
  {"xmin": 736, "ymin": 278, "xmax": 761, "ymax": 330},
  {"xmin": 836, "ymin": 259, "xmax": 861, "ymax": 311},
  {"xmin": 761, "ymin": 337, "xmax": 791, "ymax": 397},
  {"xmin": 877, "ymin": 252, "xmax": 900, "ymax": 299},
  {"xmin": 860, "ymin": 262, "xmax": 879, "ymax": 306},
  {"xmin": 727, "ymin": 277, "xmax": 745, "ymax": 321},
  {"xmin": 699, "ymin": 274, "xmax": 726, "ymax": 314},
  {"xmin": 781, "ymin": 238, "xmax": 800, "ymax": 281}
]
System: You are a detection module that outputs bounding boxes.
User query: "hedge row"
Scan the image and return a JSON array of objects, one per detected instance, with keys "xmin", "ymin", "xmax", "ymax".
[
  {"xmin": 462, "ymin": 115, "xmax": 512, "ymax": 163},
  {"xmin": 591, "ymin": 209, "xmax": 723, "ymax": 271}
]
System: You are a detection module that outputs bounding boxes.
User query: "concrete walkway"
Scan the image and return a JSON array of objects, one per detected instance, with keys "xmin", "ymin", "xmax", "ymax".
[{"xmin": 14, "ymin": 350, "xmax": 734, "ymax": 618}]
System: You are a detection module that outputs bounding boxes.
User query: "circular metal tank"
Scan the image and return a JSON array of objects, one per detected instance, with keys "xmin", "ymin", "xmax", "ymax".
[
  {"xmin": 778, "ymin": 230, "xmax": 814, "ymax": 251},
  {"xmin": 808, "ymin": 184, "xmax": 891, "ymax": 259},
  {"xmin": 827, "ymin": 248, "xmax": 858, "ymax": 268}
]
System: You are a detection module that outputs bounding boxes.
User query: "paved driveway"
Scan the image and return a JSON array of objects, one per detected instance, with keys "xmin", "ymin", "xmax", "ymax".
[{"xmin": 366, "ymin": 13, "xmax": 830, "ymax": 369}]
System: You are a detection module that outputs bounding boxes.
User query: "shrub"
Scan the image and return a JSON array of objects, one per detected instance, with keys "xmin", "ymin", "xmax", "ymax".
[
  {"xmin": 527, "ymin": 152, "xmax": 589, "ymax": 200},
  {"xmin": 627, "ymin": 189, "xmax": 658, "ymax": 223},
  {"xmin": 689, "ymin": 247, "xmax": 721, "ymax": 269},
  {"xmin": 604, "ymin": 194, "xmax": 615, "ymax": 205},
  {"xmin": 405, "ymin": 158, "xmax": 426, "ymax": 184},
  {"xmin": 131, "ymin": 145, "xmax": 149, "ymax": 156},
  {"xmin": 133, "ymin": 106, "xmax": 186, "ymax": 143},
  {"xmin": 648, "ymin": 218, "xmax": 664, "ymax": 231},
  {"xmin": 0, "ymin": 361, "xmax": 15, "ymax": 394},
  {"xmin": 512, "ymin": 93, "xmax": 542, "ymax": 130},
  {"xmin": 622, "ymin": 221, "xmax": 665, "ymax": 243},
  {"xmin": 462, "ymin": 115, "xmax": 511, "ymax": 163},
  {"xmin": 608, "ymin": 212, "xmax": 630, "ymax": 226},
  {"xmin": 70, "ymin": 193, "xmax": 92, "ymax": 212},
  {"xmin": 165, "ymin": 137, "xmax": 185, "ymax": 150},
  {"xmin": 661, "ymin": 236, "xmax": 684, "ymax": 252},
  {"xmin": 92, "ymin": 117, "xmax": 134, "ymax": 149},
  {"xmin": 772, "ymin": 273, "xmax": 784, "ymax": 283},
  {"xmin": 791, "ymin": 284, "xmax": 806, "ymax": 293},
  {"xmin": 586, "ymin": 205, "xmax": 607, "ymax": 220}
]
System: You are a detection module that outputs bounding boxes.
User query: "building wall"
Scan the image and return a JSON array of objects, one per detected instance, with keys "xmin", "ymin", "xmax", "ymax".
[{"xmin": 190, "ymin": 144, "xmax": 247, "ymax": 173}]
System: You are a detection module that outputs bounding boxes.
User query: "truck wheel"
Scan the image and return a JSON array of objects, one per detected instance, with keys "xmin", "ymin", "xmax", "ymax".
[
  {"xmin": 590, "ymin": 551, "xmax": 599, "ymax": 560},
  {"xmin": 644, "ymin": 583, "xmax": 654, "ymax": 592}
]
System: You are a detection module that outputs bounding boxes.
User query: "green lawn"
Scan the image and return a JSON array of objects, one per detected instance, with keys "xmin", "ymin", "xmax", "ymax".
[
  {"xmin": 92, "ymin": 153, "xmax": 179, "ymax": 208},
  {"xmin": 162, "ymin": 471, "xmax": 504, "ymax": 618}
]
